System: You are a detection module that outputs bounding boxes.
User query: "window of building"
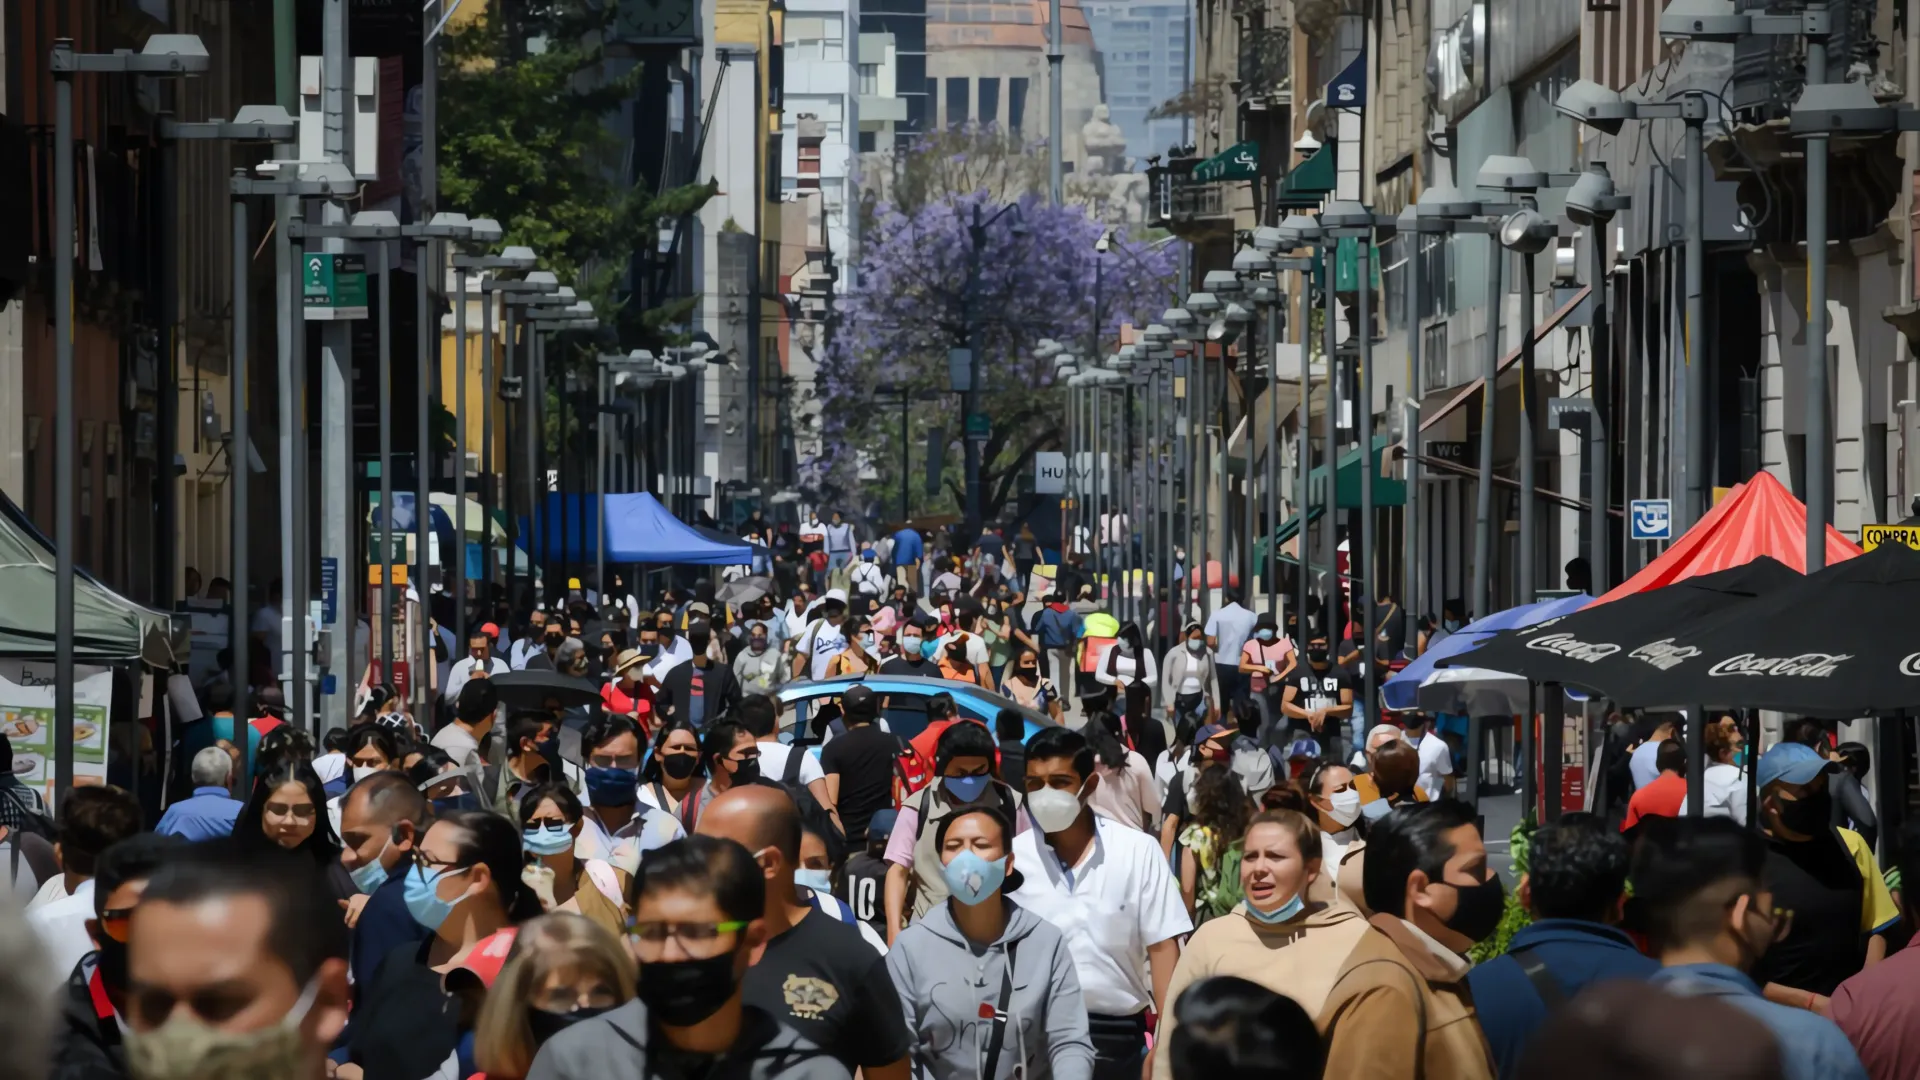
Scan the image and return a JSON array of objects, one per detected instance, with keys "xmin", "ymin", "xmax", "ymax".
[
  {"xmin": 945, "ymin": 76, "xmax": 969, "ymax": 126},
  {"xmin": 978, "ymin": 77, "xmax": 1001, "ymax": 126},
  {"xmin": 1007, "ymin": 77, "xmax": 1028, "ymax": 133},
  {"xmin": 859, "ymin": 63, "xmax": 879, "ymax": 94},
  {"xmin": 859, "ymin": 130, "xmax": 877, "ymax": 152}
]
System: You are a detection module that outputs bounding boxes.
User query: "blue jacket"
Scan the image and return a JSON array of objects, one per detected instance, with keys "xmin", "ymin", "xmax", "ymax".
[
  {"xmin": 1034, "ymin": 607, "xmax": 1083, "ymax": 650},
  {"xmin": 892, "ymin": 528, "xmax": 924, "ymax": 563},
  {"xmin": 1467, "ymin": 919, "xmax": 1659, "ymax": 1079},
  {"xmin": 1649, "ymin": 963, "xmax": 1867, "ymax": 1080}
]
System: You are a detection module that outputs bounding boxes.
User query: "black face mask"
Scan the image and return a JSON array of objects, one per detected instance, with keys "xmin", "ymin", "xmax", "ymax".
[
  {"xmin": 729, "ymin": 757, "xmax": 761, "ymax": 785},
  {"xmin": 1307, "ymin": 648, "xmax": 1329, "ymax": 666},
  {"xmin": 1440, "ymin": 874, "xmax": 1507, "ymax": 945},
  {"xmin": 526, "ymin": 1003, "xmax": 615, "ymax": 1045},
  {"xmin": 1775, "ymin": 790, "xmax": 1833, "ymax": 839},
  {"xmin": 530, "ymin": 735, "xmax": 563, "ymax": 777},
  {"xmin": 95, "ymin": 937, "xmax": 128, "ymax": 996},
  {"xmin": 661, "ymin": 752, "xmax": 699, "ymax": 781},
  {"xmin": 636, "ymin": 951, "xmax": 742, "ymax": 1026}
]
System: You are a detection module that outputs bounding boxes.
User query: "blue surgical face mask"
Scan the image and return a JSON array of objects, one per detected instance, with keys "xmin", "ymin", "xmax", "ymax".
[
  {"xmin": 348, "ymin": 836, "xmax": 393, "ymax": 895},
  {"xmin": 795, "ymin": 868, "xmax": 833, "ymax": 894},
  {"xmin": 1256, "ymin": 629, "xmax": 1276, "ymax": 642},
  {"xmin": 1443, "ymin": 619, "xmax": 1462, "ymax": 633},
  {"xmin": 943, "ymin": 851, "xmax": 1007, "ymax": 906},
  {"xmin": 1246, "ymin": 891, "xmax": 1306, "ymax": 925},
  {"xmin": 403, "ymin": 863, "xmax": 466, "ymax": 932},
  {"xmin": 585, "ymin": 766, "xmax": 640, "ymax": 807},
  {"xmin": 943, "ymin": 774, "xmax": 991, "ymax": 804},
  {"xmin": 524, "ymin": 823, "xmax": 575, "ymax": 857}
]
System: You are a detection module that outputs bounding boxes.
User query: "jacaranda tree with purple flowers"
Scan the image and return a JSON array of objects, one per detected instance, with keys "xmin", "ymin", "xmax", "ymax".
[{"xmin": 809, "ymin": 190, "xmax": 1181, "ymax": 523}]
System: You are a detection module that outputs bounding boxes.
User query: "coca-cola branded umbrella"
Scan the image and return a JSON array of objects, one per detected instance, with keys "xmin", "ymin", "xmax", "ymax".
[
  {"xmin": 1595, "ymin": 542, "xmax": 1920, "ymax": 716},
  {"xmin": 1437, "ymin": 557, "xmax": 1802, "ymax": 698}
]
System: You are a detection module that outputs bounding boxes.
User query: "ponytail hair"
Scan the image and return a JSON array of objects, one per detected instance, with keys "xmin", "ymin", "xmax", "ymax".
[{"xmin": 440, "ymin": 809, "xmax": 546, "ymax": 923}]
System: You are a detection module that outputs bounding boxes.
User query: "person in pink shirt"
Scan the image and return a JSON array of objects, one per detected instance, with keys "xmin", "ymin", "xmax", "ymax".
[{"xmin": 1238, "ymin": 613, "xmax": 1296, "ymax": 748}]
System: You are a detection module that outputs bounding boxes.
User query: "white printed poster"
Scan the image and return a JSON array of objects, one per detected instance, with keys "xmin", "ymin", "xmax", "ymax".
[{"xmin": 0, "ymin": 660, "xmax": 113, "ymax": 803}]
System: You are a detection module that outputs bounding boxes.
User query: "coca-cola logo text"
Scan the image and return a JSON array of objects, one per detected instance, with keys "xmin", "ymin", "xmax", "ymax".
[
  {"xmin": 1629, "ymin": 639, "xmax": 1700, "ymax": 671},
  {"xmin": 1706, "ymin": 653, "xmax": 1852, "ymax": 678},
  {"xmin": 1524, "ymin": 633, "xmax": 1620, "ymax": 663}
]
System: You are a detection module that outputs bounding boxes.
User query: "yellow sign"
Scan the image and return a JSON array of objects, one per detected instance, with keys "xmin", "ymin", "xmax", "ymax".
[
  {"xmin": 369, "ymin": 564, "xmax": 410, "ymax": 585},
  {"xmin": 1861, "ymin": 524, "xmax": 1920, "ymax": 552}
]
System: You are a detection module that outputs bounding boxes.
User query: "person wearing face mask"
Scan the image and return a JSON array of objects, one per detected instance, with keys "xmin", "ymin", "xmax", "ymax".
[
  {"xmin": 827, "ymin": 615, "xmax": 881, "ymax": 677},
  {"xmin": 473, "ymin": 913, "xmax": 637, "ymax": 1080},
  {"xmin": 937, "ymin": 631, "xmax": 994, "ymax": 689},
  {"xmin": 509, "ymin": 611, "xmax": 549, "ymax": 671},
  {"xmin": 637, "ymin": 719, "xmax": 708, "ymax": 823},
  {"xmin": 1033, "ymin": 593, "xmax": 1084, "ymax": 709},
  {"xmin": 1093, "ymin": 623, "xmax": 1158, "ymax": 713},
  {"xmin": 445, "ymin": 629, "xmax": 510, "ymax": 704},
  {"xmin": 1302, "ymin": 761, "xmax": 1364, "ymax": 905},
  {"xmin": 1150, "ymin": 810, "xmax": 1368, "ymax": 1080},
  {"xmin": 1465, "ymin": 815, "xmax": 1657, "ymax": 1080},
  {"xmin": 599, "ymin": 648, "xmax": 659, "ymax": 730},
  {"xmin": 485, "ymin": 712, "xmax": 582, "ymax": 820},
  {"xmin": 1745, "ymin": 742, "xmax": 1898, "ymax": 1009},
  {"xmin": 682, "ymin": 720, "xmax": 766, "ymax": 832},
  {"xmin": 519, "ymin": 783, "xmax": 631, "ymax": 938},
  {"xmin": 1639, "ymin": 816, "xmax": 1869, "ymax": 1080},
  {"xmin": 524, "ymin": 836, "xmax": 852, "ymax": 1080},
  {"xmin": 1278, "ymin": 633, "xmax": 1353, "ymax": 762},
  {"xmin": 1010, "ymin": 727, "xmax": 1190, "ymax": 1080},
  {"xmin": 658, "ymin": 619, "xmax": 743, "ymax": 727},
  {"xmin": 50, "ymin": 834, "xmax": 182, "ymax": 1080},
  {"xmin": 1160, "ymin": 623, "xmax": 1219, "ymax": 728},
  {"xmin": 736, "ymin": 622, "xmax": 790, "ymax": 696},
  {"xmin": 793, "ymin": 597, "xmax": 853, "ymax": 684},
  {"xmin": 699, "ymin": 786, "xmax": 914, "ymax": 1080},
  {"xmin": 576, "ymin": 716, "xmax": 686, "ymax": 875},
  {"xmin": 333, "ymin": 772, "xmax": 433, "ymax": 1003},
  {"xmin": 1001, "ymin": 646, "xmax": 1065, "ymax": 723},
  {"xmin": 884, "ymin": 721, "xmax": 1027, "ymax": 941},
  {"xmin": 1319, "ymin": 800, "xmax": 1503, "ymax": 1080},
  {"xmin": 153, "ymin": 747, "xmax": 243, "ymax": 841},
  {"xmin": 794, "ymin": 821, "xmax": 889, "ymax": 954},
  {"xmin": 888, "ymin": 806, "xmax": 1094, "ymax": 1080},
  {"xmin": 525, "ymin": 619, "xmax": 574, "ymax": 672},
  {"xmin": 121, "ymin": 842, "xmax": 351, "ymax": 1080},
  {"xmin": 1238, "ymin": 614, "xmax": 1295, "ymax": 749},
  {"xmin": 878, "ymin": 616, "xmax": 941, "ymax": 727},
  {"xmin": 433, "ymin": 678, "xmax": 500, "ymax": 772}
]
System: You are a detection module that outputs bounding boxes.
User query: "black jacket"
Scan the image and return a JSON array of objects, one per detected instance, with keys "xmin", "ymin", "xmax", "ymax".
[
  {"xmin": 658, "ymin": 659, "xmax": 743, "ymax": 722},
  {"xmin": 50, "ymin": 956, "xmax": 126, "ymax": 1080}
]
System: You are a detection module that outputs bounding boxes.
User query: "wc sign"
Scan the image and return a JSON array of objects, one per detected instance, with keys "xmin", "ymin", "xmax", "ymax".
[
  {"xmin": 1034, "ymin": 452, "xmax": 1067, "ymax": 495},
  {"xmin": 1630, "ymin": 499, "xmax": 1673, "ymax": 541}
]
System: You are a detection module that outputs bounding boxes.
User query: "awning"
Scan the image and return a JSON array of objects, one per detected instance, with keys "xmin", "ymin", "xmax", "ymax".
[
  {"xmin": 369, "ymin": 491, "xmax": 508, "ymax": 541},
  {"xmin": 520, "ymin": 492, "xmax": 755, "ymax": 566},
  {"xmin": 1417, "ymin": 285, "xmax": 1591, "ymax": 434},
  {"xmin": 0, "ymin": 491, "xmax": 174, "ymax": 664},
  {"xmin": 1227, "ymin": 375, "xmax": 1331, "ymax": 458},
  {"xmin": 1309, "ymin": 435, "xmax": 1405, "ymax": 509},
  {"xmin": 1253, "ymin": 505, "xmax": 1327, "ymax": 574},
  {"xmin": 1275, "ymin": 144, "xmax": 1335, "ymax": 208}
]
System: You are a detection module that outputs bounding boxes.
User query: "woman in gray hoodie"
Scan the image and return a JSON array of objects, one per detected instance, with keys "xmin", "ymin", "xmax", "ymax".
[{"xmin": 885, "ymin": 805, "xmax": 1094, "ymax": 1080}]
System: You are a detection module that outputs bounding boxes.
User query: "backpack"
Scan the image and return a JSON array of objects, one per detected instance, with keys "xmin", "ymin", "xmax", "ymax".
[
  {"xmin": 892, "ymin": 739, "xmax": 933, "ymax": 807},
  {"xmin": 1182, "ymin": 824, "xmax": 1244, "ymax": 924}
]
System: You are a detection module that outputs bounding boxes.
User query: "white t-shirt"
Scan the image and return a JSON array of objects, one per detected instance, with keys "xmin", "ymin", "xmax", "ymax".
[
  {"xmin": 442, "ymin": 656, "xmax": 507, "ymax": 702},
  {"xmin": 936, "ymin": 631, "xmax": 990, "ymax": 667},
  {"xmin": 756, "ymin": 740, "xmax": 825, "ymax": 787},
  {"xmin": 28, "ymin": 877, "xmax": 97, "ymax": 990},
  {"xmin": 1008, "ymin": 815, "xmax": 1193, "ymax": 1015},
  {"xmin": 1629, "ymin": 740, "xmax": 1663, "ymax": 790},
  {"xmin": 25, "ymin": 873, "xmax": 70, "ymax": 912},
  {"xmin": 1414, "ymin": 731, "xmax": 1453, "ymax": 799},
  {"xmin": 795, "ymin": 620, "xmax": 849, "ymax": 682},
  {"xmin": 1703, "ymin": 763, "xmax": 1748, "ymax": 826}
]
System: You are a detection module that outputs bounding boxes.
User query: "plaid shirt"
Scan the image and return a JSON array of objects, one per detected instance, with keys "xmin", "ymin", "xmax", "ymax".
[{"xmin": 0, "ymin": 779, "xmax": 46, "ymax": 831}]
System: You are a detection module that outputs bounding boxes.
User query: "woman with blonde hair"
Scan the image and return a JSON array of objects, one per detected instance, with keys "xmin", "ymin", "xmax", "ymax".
[
  {"xmin": 1151, "ymin": 809, "xmax": 1368, "ymax": 1080},
  {"xmin": 472, "ymin": 913, "xmax": 637, "ymax": 1080}
]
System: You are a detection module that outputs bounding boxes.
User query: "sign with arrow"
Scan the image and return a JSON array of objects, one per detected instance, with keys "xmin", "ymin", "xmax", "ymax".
[
  {"xmin": 303, "ymin": 252, "xmax": 368, "ymax": 321},
  {"xmin": 1193, "ymin": 141, "xmax": 1260, "ymax": 182}
]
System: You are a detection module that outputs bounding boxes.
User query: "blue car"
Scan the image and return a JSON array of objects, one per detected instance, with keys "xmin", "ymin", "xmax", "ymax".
[{"xmin": 774, "ymin": 674, "xmax": 1058, "ymax": 749}]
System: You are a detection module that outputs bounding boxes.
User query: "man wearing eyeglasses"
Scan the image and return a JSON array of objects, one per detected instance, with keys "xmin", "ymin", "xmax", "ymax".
[
  {"xmin": 50, "ymin": 833, "xmax": 181, "ymax": 1079},
  {"xmin": 527, "ymin": 834, "xmax": 850, "ymax": 1080}
]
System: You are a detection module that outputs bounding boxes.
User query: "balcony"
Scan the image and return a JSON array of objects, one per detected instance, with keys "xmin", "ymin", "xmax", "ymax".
[
  {"xmin": 1235, "ymin": 26, "xmax": 1290, "ymax": 109},
  {"xmin": 1145, "ymin": 156, "xmax": 1237, "ymax": 241}
]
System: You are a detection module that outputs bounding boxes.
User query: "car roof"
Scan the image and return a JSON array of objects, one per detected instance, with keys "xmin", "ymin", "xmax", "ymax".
[{"xmin": 775, "ymin": 674, "xmax": 1057, "ymax": 727}]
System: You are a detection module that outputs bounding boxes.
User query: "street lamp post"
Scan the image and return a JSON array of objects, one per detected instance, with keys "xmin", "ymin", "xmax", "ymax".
[
  {"xmin": 445, "ymin": 219, "xmax": 507, "ymax": 639},
  {"xmin": 401, "ymin": 213, "xmax": 475, "ymax": 660},
  {"xmin": 600, "ymin": 350, "xmax": 657, "ymax": 595},
  {"xmin": 961, "ymin": 202, "xmax": 1028, "ymax": 539},
  {"xmin": 50, "ymin": 34, "xmax": 208, "ymax": 797},
  {"xmin": 522, "ymin": 300, "xmax": 600, "ymax": 592},
  {"xmin": 456, "ymin": 238, "xmax": 535, "ymax": 606},
  {"xmin": 489, "ymin": 269, "xmax": 557, "ymax": 600}
]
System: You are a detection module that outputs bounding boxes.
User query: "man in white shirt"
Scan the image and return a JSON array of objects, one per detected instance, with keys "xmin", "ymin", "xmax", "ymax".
[
  {"xmin": 27, "ymin": 786, "xmax": 142, "ymax": 990},
  {"xmin": 1009, "ymin": 727, "xmax": 1190, "ymax": 1080},
  {"xmin": 508, "ymin": 610, "xmax": 549, "ymax": 670},
  {"xmin": 737, "ymin": 696, "xmax": 839, "ymax": 832},
  {"xmin": 791, "ymin": 597, "xmax": 851, "ymax": 682},
  {"xmin": 431, "ymin": 678, "xmax": 498, "ymax": 770},
  {"xmin": 443, "ymin": 629, "xmax": 508, "ymax": 702},
  {"xmin": 1408, "ymin": 713, "xmax": 1454, "ymax": 799},
  {"xmin": 1204, "ymin": 588, "xmax": 1259, "ymax": 706},
  {"xmin": 1629, "ymin": 714, "xmax": 1681, "ymax": 790},
  {"xmin": 851, "ymin": 550, "xmax": 888, "ymax": 598}
]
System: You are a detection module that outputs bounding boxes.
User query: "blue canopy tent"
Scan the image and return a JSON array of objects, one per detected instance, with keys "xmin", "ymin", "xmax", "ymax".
[
  {"xmin": 1381, "ymin": 592, "xmax": 1591, "ymax": 712},
  {"xmin": 519, "ymin": 492, "xmax": 754, "ymax": 566}
]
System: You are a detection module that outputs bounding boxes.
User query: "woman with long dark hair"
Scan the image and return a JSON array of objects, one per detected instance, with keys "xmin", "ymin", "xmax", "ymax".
[
  {"xmin": 1179, "ymin": 765, "xmax": 1252, "ymax": 924},
  {"xmin": 1085, "ymin": 708, "xmax": 1162, "ymax": 832},
  {"xmin": 235, "ymin": 759, "xmax": 356, "ymax": 901},
  {"xmin": 634, "ymin": 717, "xmax": 705, "ymax": 819}
]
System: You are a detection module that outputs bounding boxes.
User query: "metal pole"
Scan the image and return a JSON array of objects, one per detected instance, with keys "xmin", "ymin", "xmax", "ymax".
[
  {"xmin": 1265, "ymin": 303, "xmax": 1279, "ymax": 619},
  {"xmin": 1806, "ymin": 4, "xmax": 1831, "ymax": 572},
  {"xmin": 1047, "ymin": 0, "xmax": 1062, "ymax": 204},
  {"xmin": 1358, "ymin": 233, "xmax": 1377, "ymax": 722},
  {"xmin": 1472, "ymin": 233, "xmax": 1505, "ymax": 617},
  {"xmin": 289, "ymin": 202, "xmax": 310, "ymax": 734},
  {"xmin": 319, "ymin": 0, "xmax": 354, "ymax": 733},
  {"xmin": 158, "ymin": 125, "xmax": 180, "ymax": 611},
  {"xmin": 1198, "ymin": 348, "xmax": 1211, "ymax": 620},
  {"xmin": 596, "ymin": 366, "xmax": 608, "ymax": 602},
  {"xmin": 415, "ymin": 234, "xmax": 432, "ymax": 717},
  {"xmin": 1519, "ymin": 246, "xmax": 1537, "ymax": 605},
  {"xmin": 52, "ymin": 50, "xmax": 76, "ymax": 797},
  {"xmin": 1321, "ymin": 245, "xmax": 1338, "ymax": 633},
  {"xmin": 276, "ymin": 0, "xmax": 300, "ymax": 732},
  {"xmin": 1543, "ymin": 681, "xmax": 1564, "ymax": 823},
  {"xmin": 963, "ymin": 207, "xmax": 984, "ymax": 532},
  {"xmin": 453, "ymin": 269, "xmax": 468, "ymax": 643},
  {"xmin": 1682, "ymin": 96, "xmax": 1707, "ymax": 531},
  {"xmin": 1405, "ymin": 233, "xmax": 1423, "ymax": 643},
  {"xmin": 378, "ymin": 238, "xmax": 394, "ymax": 679},
  {"xmin": 483, "ymin": 286, "xmax": 497, "ymax": 608},
  {"xmin": 1092, "ymin": 383, "xmax": 1104, "ymax": 580},
  {"xmin": 1297, "ymin": 269, "xmax": 1311, "ymax": 636},
  {"xmin": 231, "ymin": 193, "xmax": 252, "ymax": 759},
  {"xmin": 525, "ymin": 328, "xmax": 540, "ymax": 599},
  {"xmin": 1590, "ymin": 224, "xmax": 1611, "ymax": 595},
  {"xmin": 1218, "ymin": 354, "xmax": 1232, "ymax": 610}
]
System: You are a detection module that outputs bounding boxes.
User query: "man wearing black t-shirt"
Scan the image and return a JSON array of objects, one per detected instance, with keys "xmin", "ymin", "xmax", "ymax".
[
  {"xmin": 1280, "ymin": 634, "xmax": 1355, "ymax": 762},
  {"xmin": 698, "ymin": 785, "xmax": 911, "ymax": 1080},
  {"xmin": 841, "ymin": 809, "xmax": 895, "ymax": 939},
  {"xmin": 819, "ymin": 686, "xmax": 900, "ymax": 844},
  {"xmin": 878, "ymin": 618, "xmax": 940, "ymax": 731}
]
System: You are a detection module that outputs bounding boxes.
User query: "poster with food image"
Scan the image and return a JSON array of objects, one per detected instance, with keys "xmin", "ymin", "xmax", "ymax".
[{"xmin": 0, "ymin": 661, "xmax": 113, "ymax": 806}]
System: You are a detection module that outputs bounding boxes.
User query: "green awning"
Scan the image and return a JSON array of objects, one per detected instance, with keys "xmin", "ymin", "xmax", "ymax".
[
  {"xmin": 1310, "ymin": 434, "xmax": 1404, "ymax": 510},
  {"xmin": 1275, "ymin": 144, "xmax": 1334, "ymax": 207},
  {"xmin": 1253, "ymin": 505, "xmax": 1326, "ymax": 575}
]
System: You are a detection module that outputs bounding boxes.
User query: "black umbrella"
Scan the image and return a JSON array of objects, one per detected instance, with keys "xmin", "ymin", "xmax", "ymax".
[
  {"xmin": 489, "ymin": 669, "xmax": 602, "ymax": 710},
  {"xmin": 715, "ymin": 575, "xmax": 774, "ymax": 606},
  {"xmin": 1590, "ymin": 542, "xmax": 1920, "ymax": 716},
  {"xmin": 1438, "ymin": 557, "xmax": 1803, "ymax": 697}
]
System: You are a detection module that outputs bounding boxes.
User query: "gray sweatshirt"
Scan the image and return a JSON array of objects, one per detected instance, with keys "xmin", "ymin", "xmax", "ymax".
[
  {"xmin": 885, "ymin": 899, "xmax": 1095, "ymax": 1080},
  {"xmin": 526, "ymin": 998, "xmax": 851, "ymax": 1080}
]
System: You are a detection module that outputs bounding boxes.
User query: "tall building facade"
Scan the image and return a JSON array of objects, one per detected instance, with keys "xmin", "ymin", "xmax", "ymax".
[
  {"xmin": 860, "ymin": 0, "xmax": 927, "ymax": 147},
  {"xmin": 1082, "ymin": 0, "xmax": 1187, "ymax": 164}
]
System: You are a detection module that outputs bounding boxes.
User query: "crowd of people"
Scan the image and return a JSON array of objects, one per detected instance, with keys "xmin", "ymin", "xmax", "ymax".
[{"xmin": 0, "ymin": 520, "xmax": 1911, "ymax": 1080}]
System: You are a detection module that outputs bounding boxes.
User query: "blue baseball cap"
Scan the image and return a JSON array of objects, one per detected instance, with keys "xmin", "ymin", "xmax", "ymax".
[
  {"xmin": 1755, "ymin": 742, "xmax": 1837, "ymax": 791},
  {"xmin": 867, "ymin": 808, "xmax": 899, "ymax": 841}
]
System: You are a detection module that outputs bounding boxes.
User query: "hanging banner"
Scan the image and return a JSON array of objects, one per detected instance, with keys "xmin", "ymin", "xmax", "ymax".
[
  {"xmin": 1193, "ymin": 141, "xmax": 1260, "ymax": 182},
  {"xmin": 1327, "ymin": 49, "xmax": 1368, "ymax": 108},
  {"xmin": 0, "ymin": 660, "xmax": 112, "ymax": 804}
]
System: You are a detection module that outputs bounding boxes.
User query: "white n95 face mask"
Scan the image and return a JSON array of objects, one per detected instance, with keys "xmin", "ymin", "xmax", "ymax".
[
  {"xmin": 1026, "ymin": 784, "xmax": 1085, "ymax": 834},
  {"xmin": 1325, "ymin": 788, "xmax": 1362, "ymax": 828}
]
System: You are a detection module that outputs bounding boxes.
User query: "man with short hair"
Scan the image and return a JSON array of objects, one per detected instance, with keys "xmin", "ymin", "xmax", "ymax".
[
  {"xmin": 578, "ymin": 715, "xmax": 686, "ymax": 873},
  {"xmin": 697, "ymin": 786, "xmax": 911, "ymax": 1080},
  {"xmin": 335, "ymin": 772, "xmax": 433, "ymax": 994},
  {"xmin": 1466, "ymin": 814, "xmax": 1658, "ymax": 1078},
  {"xmin": 1320, "ymin": 800, "xmax": 1501, "ymax": 1079},
  {"xmin": 526, "ymin": 835, "xmax": 851, "ymax": 1080},
  {"xmin": 792, "ymin": 598, "xmax": 851, "ymax": 683},
  {"xmin": 430, "ymin": 677, "xmax": 497, "ymax": 770},
  {"xmin": 819, "ymin": 686, "xmax": 897, "ymax": 845},
  {"xmin": 50, "ymin": 833, "xmax": 182, "ymax": 1080},
  {"xmin": 125, "ymin": 841, "xmax": 350, "ymax": 1080},
  {"xmin": 1408, "ymin": 712, "xmax": 1455, "ymax": 801},
  {"xmin": 1009, "ymin": 727, "xmax": 1189, "ymax": 1080},
  {"xmin": 737, "ymin": 695, "xmax": 838, "ymax": 828},
  {"xmin": 1623, "ymin": 739, "xmax": 1690, "ymax": 832},
  {"xmin": 442, "ymin": 629, "xmax": 507, "ymax": 703},
  {"xmin": 485, "ymin": 711, "xmax": 580, "ymax": 816},
  {"xmin": 509, "ymin": 610, "xmax": 549, "ymax": 670},
  {"xmin": 1204, "ymin": 588, "xmax": 1258, "ymax": 707},
  {"xmin": 1279, "ymin": 632, "xmax": 1354, "ymax": 761},
  {"xmin": 28, "ymin": 786, "xmax": 142, "ymax": 990},
  {"xmin": 1639, "ymin": 815, "xmax": 1869, "ymax": 1080},
  {"xmin": 658, "ymin": 619, "xmax": 742, "ymax": 726},
  {"xmin": 1629, "ymin": 714, "xmax": 1681, "ymax": 790},
  {"xmin": 153, "ymin": 747, "xmax": 243, "ymax": 841}
]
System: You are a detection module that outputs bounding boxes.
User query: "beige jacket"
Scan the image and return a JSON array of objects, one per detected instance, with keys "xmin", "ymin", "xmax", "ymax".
[
  {"xmin": 1319, "ymin": 914, "xmax": 1495, "ymax": 1080},
  {"xmin": 1152, "ymin": 901, "xmax": 1370, "ymax": 1080}
]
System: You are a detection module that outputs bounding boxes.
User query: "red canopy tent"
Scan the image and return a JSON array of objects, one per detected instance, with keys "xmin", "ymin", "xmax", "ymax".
[{"xmin": 1595, "ymin": 471, "xmax": 1861, "ymax": 605}]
